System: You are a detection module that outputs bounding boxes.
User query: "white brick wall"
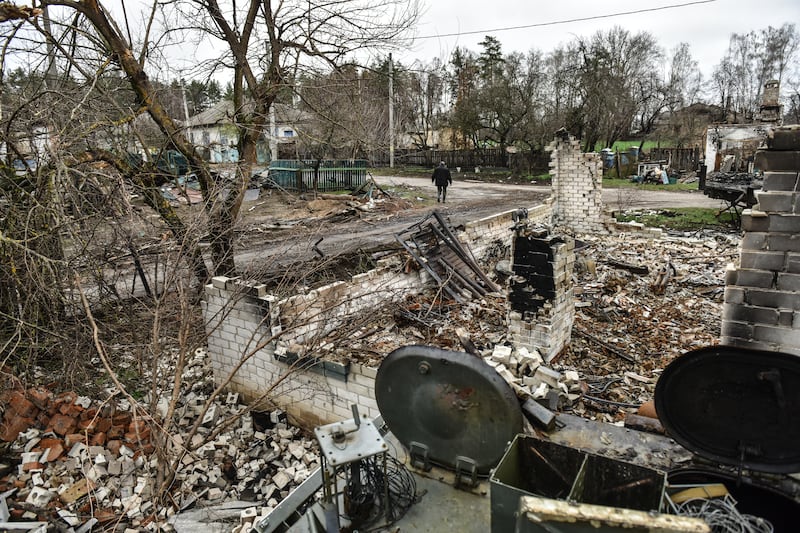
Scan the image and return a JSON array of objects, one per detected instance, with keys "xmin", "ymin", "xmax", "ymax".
[
  {"xmin": 547, "ymin": 135, "xmax": 607, "ymax": 234},
  {"xmin": 722, "ymin": 160, "xmax": 800, "ymax": 354}
]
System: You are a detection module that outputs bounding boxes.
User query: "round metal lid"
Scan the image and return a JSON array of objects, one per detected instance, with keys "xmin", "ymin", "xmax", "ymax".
[
  {"xmin": 375, "ymin": 345, "xmax": 523, "ymax": 475},
  {"xmin": 655, "ymin": 346, "xmax": 800, "ymax": 474}
]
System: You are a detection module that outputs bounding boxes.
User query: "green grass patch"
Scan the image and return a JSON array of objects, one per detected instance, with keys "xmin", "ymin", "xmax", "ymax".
[
  {"xmin": 593, "ymin": 140, "xmax": 669, "ymax": 152},
  {"xmin": 602, "ymin": 177, "xmax": 698, "ymax": 191},
  {"xmin": 614, "ymin": 207, "xmax": 736, "ymax": 231}
]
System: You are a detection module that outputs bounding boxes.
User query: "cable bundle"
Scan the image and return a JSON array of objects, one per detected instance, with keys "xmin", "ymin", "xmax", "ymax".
[
  {"xmin": 344, "ymin": 455, "xmax": 418, "ymax": 530},
  {"xmin": 675, "ymin": 494, "xmax": 773, "ymax": 533}
]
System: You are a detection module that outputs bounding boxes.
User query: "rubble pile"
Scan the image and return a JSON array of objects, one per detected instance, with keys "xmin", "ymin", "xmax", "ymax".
[
  {"xmin": 0, "ymin": 348, "xmax": 319, "ymax": 531},
  {"xmin": 304, "ymin": 229, "xmax": 735, "ymax": 422}
]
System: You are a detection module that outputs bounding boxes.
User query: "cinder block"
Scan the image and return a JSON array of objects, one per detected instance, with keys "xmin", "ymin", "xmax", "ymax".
[
  {"xmin": 741, "ymin": 211, "xmax": 770, "ymax": 232},
  {"xmin": 767, "ymin": 126, "xmax": 800, "ymax": 151},
  {"xmin": 754, "ymin": 150, "xmax": 800, "ymax": 172},
  {"xmin": 768, "ymin": 214, "xmax": 800, "ymax": 233},
  {"xmin": 779, "ymin": 310, "xmax": 794, "ymax": 327},
  {"xmin": 762, "ymin": 171, "xmax": 800, "ymax": 191},
  {"xmin": 211, "ymin": 276, "xmax": 232, "ymax": 290},
  {"xmin": 777, "ymin": 272, "xmax": 800, "ymax": 291},
  {"xmin": 768, "ymin": 234, "xmax": 800, "ymax": 252},
  {"xmin": 748, "ymin": 289, "xmax": 800, "ymax": 310},
  {"xmin": 787, "ymin": 253, "xmax": 800, "ymax": 274},
  {"xmin": 724, "ymin": 267, "xmax": 738, "ymax": 285},
  {"xmin": 720, "ymin": 335, "xmax": 771, "ymax": 353},
  {"xmin": 722, "ymin": 303, "xmax": 779, "ymax": 325},
  {"xmin": 756, "ymin": 191, "xmax": 794, "ymax": 213},
  {"xmin": 734, "ymin": 269, "xmax": 775, "ymax": 289},
  {"xmin": 724, "ymin": 287, "xmax": 746, "ymax": 304},
  {"xmin": 739, "ymin": 251, "xmax": 786, "ymax": 271},
  {"xmin": 753, "ymin": 324, "xmax": 800, "ymax": 347},
  {"xmin": 347, "ymin": 382, "xmax": 369, "ymax": 398}
]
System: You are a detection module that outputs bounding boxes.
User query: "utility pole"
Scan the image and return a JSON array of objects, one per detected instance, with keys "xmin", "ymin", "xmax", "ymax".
[{"xmin": 389, "ymin": 53, "xmax": 394, "ymax": 169}]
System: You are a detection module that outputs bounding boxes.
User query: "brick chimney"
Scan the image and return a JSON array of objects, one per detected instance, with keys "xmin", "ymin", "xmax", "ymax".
[{"xmin": 721, "ymin": 125, "xmax": 800, "ymax": 354}]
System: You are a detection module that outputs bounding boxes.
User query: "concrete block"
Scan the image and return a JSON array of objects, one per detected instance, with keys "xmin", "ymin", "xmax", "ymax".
[
  {"xmin": 723, "ymin": 287, "xmax": 745, "ymax": 305},
  {"xmin": 740, "ymin": 211, "xmax": 770, "ymax": 232},
  {"xmin": 779, "ymin": 310, "xmax": 794, "ymax": 327},
  {"xmin": 734, "ymin": 269, "xmax": 775, "ymax": 289},
  {"xmin": 722, "ymin": 303, "xmax": 779, "ymax": 325},
  {"xmin": 739, "ymin": 251, "xmax": 786, "ymax": 271},
  {"xmin": 787, "ymin": 253, "xmax": 800, "ymax": 274},
  {"xmin": 768, "ymin": 214, "xmax": 800, "ymax": 233},
  {"xmin": 533, "ymin": 366, "xmax": 561, "ymax": 388},
  {"xmin": 212, "ymin": 276, "xmax": 233, "ymax": 290},
  {"xmin": 767, "ymin": 126, "xmax": 800, "ymax": 151},
  {"xmin": 754, "ymin": 324, "xmax": 800, "ymax": 347},
  {"xmin": 720, "ymin": 335, "xmax": 773, "ymax": 353},
  {"xmin": 756, "ymin": 191, "xmax": 794, "ymax": 213},
  {"xmin": 720, "ymin": 320, "xmax": 753, "ymax": 339},
  {"xmin": 768, "ymin": 234, "xmax": 800, "ymax": 252},
  {"xmin": 748, "ymin": 289, "xmax": 800, "ymax": 310},
  {"xmin": 777, "ymin": 272, "xmax": 800, "ymax": 292},
  {"xmin": 762, "ymin": 171, "xmax": 800, "ymax": 191},
  {"xmin": 754, "ymin": 150, "xmax": 800, "ymax": 172}
]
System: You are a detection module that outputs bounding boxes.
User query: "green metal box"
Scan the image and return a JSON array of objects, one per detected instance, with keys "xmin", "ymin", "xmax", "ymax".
[{"xmin": 490, "ymin": 434, "xmax": 667, "ymax": 533}]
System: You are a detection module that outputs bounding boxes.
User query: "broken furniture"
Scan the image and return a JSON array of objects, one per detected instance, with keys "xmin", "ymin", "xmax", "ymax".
[
  {"xmin": 702, "ymin": 171, "xmax": 763, "ymax": 227},
  {"xmin": 396, "ymin": 211, "xmax": 500, "ymax": 303}
]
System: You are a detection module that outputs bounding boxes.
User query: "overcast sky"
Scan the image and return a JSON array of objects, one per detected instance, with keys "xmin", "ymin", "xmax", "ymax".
[{"xmin": 395, "ymin": 0, "xmax": 800, "ymax": 79}]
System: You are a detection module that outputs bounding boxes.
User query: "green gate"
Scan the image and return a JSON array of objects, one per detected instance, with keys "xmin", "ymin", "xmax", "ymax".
[{"xmin": 266, "ymin": 159, "xmax": 367, "ymax": 192}]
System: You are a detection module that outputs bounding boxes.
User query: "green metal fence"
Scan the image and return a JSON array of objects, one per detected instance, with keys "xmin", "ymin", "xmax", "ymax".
[{"xmin": 266, "ymin": 159, "xmax": 368, "ymax": 192}]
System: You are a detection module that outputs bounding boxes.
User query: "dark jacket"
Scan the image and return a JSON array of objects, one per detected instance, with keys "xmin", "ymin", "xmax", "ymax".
[{"xmin": 432, "ymin": 165, "xmax": 452, "ymax": 186}]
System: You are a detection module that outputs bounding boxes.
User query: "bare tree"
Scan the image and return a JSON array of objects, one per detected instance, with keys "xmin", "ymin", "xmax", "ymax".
[{"xmin": 711, "ymin": 23, "xmax": 799, "ymax": 122}]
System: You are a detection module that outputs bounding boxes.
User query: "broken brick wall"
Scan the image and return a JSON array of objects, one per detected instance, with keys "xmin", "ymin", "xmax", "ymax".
[
  {"xmin": 722, "ymin": 125, "xmax": 800, "ymax": 355},
  {"xmin": 548, "ymin": 133, "xmax": 606, "ymax": 234},
  {"xmin": 462, "ymin": 203, "xmax": 553, "ymax": 258},
  {"xmin": 507, "ymin": 231, "xmax": 575, "ymax": 362},
  {"xmin": 203, "ymin": 264, "xmax": 422, "ymax": 427},
  {"xmin": 204, "ymin": 206, "xmax": 550, "ymax": 427}
]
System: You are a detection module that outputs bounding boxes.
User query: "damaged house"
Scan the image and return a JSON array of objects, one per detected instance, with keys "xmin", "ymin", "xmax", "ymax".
[{"xmin": 198, "ymin": 128, "xmax": 800, "ymax": 532}]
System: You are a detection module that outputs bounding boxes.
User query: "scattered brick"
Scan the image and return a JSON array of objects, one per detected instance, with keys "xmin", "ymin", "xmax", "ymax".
[
  {"xmin": 59, "ymin": 478, "xmax": 95, "ymax": 504},
  {"xmin": 22, "ymin": 461, "xmax": 44, "ymax": 472},
  {"xmin": 112, "ymin": 412, "xmax": 132, "ymax": 427},
  {"xmin": 0, "ymin": 414, "xmax": 34, "ymax": 442},
  {"xmin": 65, "ymin": 433, "xmax": 88, "ymax": 447},
  {"xmin": 96, "ymin": 417, "xmax": 113, "ymax": 433},
  {"xmin": 125, "ymin": 427, "xmax": 151, "ymax": 443},
  {"xmin": 8, "ymin": 391, "xmax": 38, "ymax": 418},
  {"xmin": 36, "ymin": 438, "xmax": 65, "ymax": 462},
  {"xmin": 26, "ymin": 387, "xmax": 52, "ymax": 410},
  {"xmin": 107, "ymin": 426, "xmax": 125, "ymax": 439},
  {"xmin": 49, "ymin": 414, "xmax": 78, "ymax": 436},
  {"xmin": 90, "ymin": 432, "xmax": 107, "ymax": 446},
  {"xmin": 106, "ymin": 439, "xmax": 122, "ymax": 456}
]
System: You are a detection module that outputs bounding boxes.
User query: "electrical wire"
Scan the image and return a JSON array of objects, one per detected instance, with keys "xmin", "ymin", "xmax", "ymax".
[
  {"xmin": 343, "ymin": 455, "xmax": 418, "ymax": 530},
  {"xmin": 414, "ymin": 1, "xmax": 717, "ymax": 40},
  {"xmin": 674, "ymin": 495, "xmax": 774, "ymax": 533}
]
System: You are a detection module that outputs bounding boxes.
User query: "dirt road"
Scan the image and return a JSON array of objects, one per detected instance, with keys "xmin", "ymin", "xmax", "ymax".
[
  {"xmin": 371, "ymin": 174, "xmax": 724, "ymax": 210},
  {"xmin": 236, "ymin": 176, "xmax": 726, "ymax": 275}
]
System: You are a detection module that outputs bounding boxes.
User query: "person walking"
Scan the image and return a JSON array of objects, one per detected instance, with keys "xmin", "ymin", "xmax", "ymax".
[{"xmin": 431, "ymin": 161, "xmax": 452, "ymax": 203}]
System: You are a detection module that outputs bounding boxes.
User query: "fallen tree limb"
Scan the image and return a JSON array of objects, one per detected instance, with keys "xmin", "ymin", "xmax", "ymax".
[{"xmin": 573, "ymin": 326, "xmax": 636, "ymax": 363}]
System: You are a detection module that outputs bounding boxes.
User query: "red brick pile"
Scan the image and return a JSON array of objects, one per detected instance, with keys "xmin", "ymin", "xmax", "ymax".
[
  {"xmin": 0, "ymin": 386, "xmax": 155, "ymax": 524},
  {"xmin": 1, "ymin": 388, "xmax": 154, "ymax": 453}
]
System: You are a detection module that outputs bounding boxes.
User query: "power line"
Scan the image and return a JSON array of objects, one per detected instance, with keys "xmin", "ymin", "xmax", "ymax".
[{"xmin": 415, "ymin": 0, "xmax": 717, "ymax": 40}]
